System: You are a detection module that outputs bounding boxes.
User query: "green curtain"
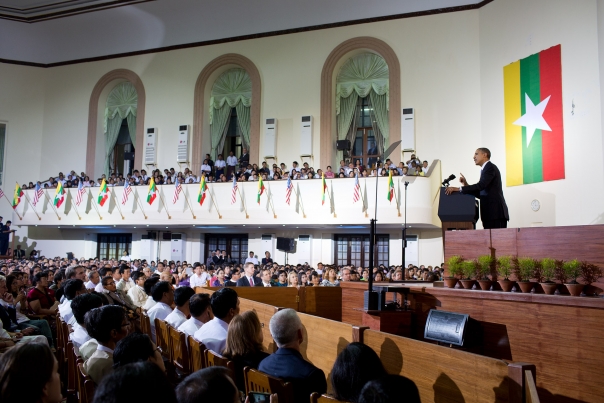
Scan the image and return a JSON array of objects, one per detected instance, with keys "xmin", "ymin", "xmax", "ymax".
[
  {"xmin": 336, "ymin": 53, "xmax": 389, "ymax": 161},
  {"xmin": 209, "ymin": 68, "xmax": 252, "ymax": 160},
  {"xmin": 0, "ymin": 125, "xmax": 5, "ymax": 185},
  {"xmin": 104, "ymin": 82, "xmax": 138, "ymax": 176}
]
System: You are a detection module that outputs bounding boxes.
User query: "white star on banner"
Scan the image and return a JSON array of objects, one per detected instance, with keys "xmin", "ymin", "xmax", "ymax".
[{"xmin": 513, "ymin": 93, "xmax": 552, "ymax": 147}]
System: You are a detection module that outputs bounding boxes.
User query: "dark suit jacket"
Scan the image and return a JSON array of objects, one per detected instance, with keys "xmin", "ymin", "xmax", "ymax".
[
  {"xmin": 460, "ymin": 161, "xmax": 509, "ymax": 223},
  {"xmin": 235, "ymin": 276, "xmax": 262, "ymax": 287},
  {"xmin": 258, "ymin": 348, "xmax": 327, "ymax": 403},
  {"xmin": 13, "ymin": 249, "xmax": 25, "ymax": 258}
]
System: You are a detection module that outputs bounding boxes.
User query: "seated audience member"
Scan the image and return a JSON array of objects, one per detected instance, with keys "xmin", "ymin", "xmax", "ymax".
[
  {"xmin": 374, "ymin": 271, "xmax": 385, "ymax": 282},
  {"xmin": 92, "ymin": 362, "xmax": 176, "ymax": 403},
  {"xmin": 222, "ymin": 310, "xmax": 269, "ymax": 391},
  {"xmin": 193, "ymin": 287, "xmax": 239, "ymax": 354},
  {"xmin": 142, "ymin": 276, "xmax": 161, "ymax": 311},
  {"xmin": 189, "ymin": 263, "xmax": 210, "ymax": 288},
  {"xmin": 258, "ymin": 309, "xmax": 327, "ymax": 403},
  {"xmin": 59, "ymin": 279, "xmax": 86, "ymax": 325},
  {"xmin": 0, "ymin": 342, "xmax": 62, "ymax": 403},
  {"xmin": 85, "ymin": 270, "xmax": 101, "ymax": 290},
  {"xmin": 358, "ymin": 374, "xmax": 421, "ymax": 403},
  {"xmin": 116, "ymin": 265, "xmax": 134, "ymax": 294},
  {"xmin": 27, "ymin": 272, "xmax": 60, "ymax": 316},
  {"xmin": 260, "ymin": 268, "xmax": 272, "ymax": 287},
  {"xmin": 147, "ymin": 281, "xmax": 174, "ymax": 342},
  {"xmin": 94, "ymin": 267, "xmax": 113, "ymax": 292},
  {"xmin": 127, "ymin": 271, "xmax": 148, "ymax": 308},
  {"xmin": 176, "ymin": 367, "xmax": 254, "ymax": 403},
  {"xmin": 237, "ymin": 262, "xmax": 262, "ymax": 286},
  {"xmin": 331, "ymin": 342, "xmax": 388, "ymax": 403},
  {"xmin": 391, "ymin": 269, "xmax": 403, "ymax": 281},
  {"xmin": 165, "ymin": 286, "xmax": 195, "ymax": 329},
  {"xmin": 224, "ymin": 268, "xmax": 241, "ymax": 287},
  {"xmin": 321, "ymin": 268, "xmax": 340, "ymax": 287},
  {"xmin": 288, "ymin": 271, "xmax": 299, "ymax": 287},
  {"xmin": 70, "ymin": 293, "xmax": 103, "ymax": 348},
  {"xmin": 274, "ymin": 270, "xmax": 288, "ymax": 287},
  {"xmin": 178, "ymin": 293, "xmax": 213, "ymax": 338},
  {"xmin": 99, "ymin": 276, "xmax": 137, "ymax": 312},
  {"xmin": 112, "ymin": 333, "xmax": 165, "ymax": 372},
  {"xmin": 309, "ymin": 271, "xmax": 321, "ymax": 286},
  {"xmin": 84, "ymin": 305, "xmax": 130, "ymax": 384}
]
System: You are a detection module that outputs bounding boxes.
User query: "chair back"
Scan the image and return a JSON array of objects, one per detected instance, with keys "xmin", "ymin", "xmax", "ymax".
[
  {"xmin": 77, "ymin": 363, "xmax": 95, "ymax": 403},
  {"xmin": 310, "ymin": 393, "xmax": 349, "ymax": 403},
  {"xmin": 205, "ymin": 349, "xmax": 235, "ymax": 372},
  {"xmin": 66, "ymin": 341, "xmax": 80, "ymax": 399},
  {"xmin": 140, "ymin": 312, "xmax": 152, "ymax": 339},
  {"xmin": 244, "ymin": 367, "xmax": 294, "ymax": 403},
  {"xmin": 169, "ymin": 327, "xmax": 191, "ymax": 374},
  {"xmin": 154, "ymin": 318, "xmax": 172, "ymax": 360},
  {"xmin": 188, "ymin": 336, "xmax": 206, "ymax": 372}
]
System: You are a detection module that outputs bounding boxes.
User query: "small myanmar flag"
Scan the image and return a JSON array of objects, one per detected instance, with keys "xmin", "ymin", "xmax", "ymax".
[
  {"xmin": 147, "ymin": 177, "xmax": 157, "ymax": 205},
  {"xmin": 504, "ymin": 44, "xmax": 565, "ymax": 186},
  {"xmin": 98, "ymin": 179, "xmax": 109, "ymax": 206},
  {"xmin": 257, "ymin": 176, "xmax": 265, "ymax": 204},
  {"xmin": 54, "ymin": 181, "xmax": 65, "ymax": 208},
  {"xmin": 198, "ymin": 175, "xmax": 207, "ymax": 206},
  {"xmin": 321, "ymin": 172, "xmax": 327, "ymax": 205},
  {"xmin": 387, "ymin": 169, "xmax": 394, "ymax": 202},
  {"xmin": 12, "ymin": 183, "xmax": 23, "ymax": 209}
]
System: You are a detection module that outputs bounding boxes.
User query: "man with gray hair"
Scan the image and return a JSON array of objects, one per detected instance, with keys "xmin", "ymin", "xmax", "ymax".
[{"xmin": 258, "ymin": 309, "xmax": 326, "ymax": 403}]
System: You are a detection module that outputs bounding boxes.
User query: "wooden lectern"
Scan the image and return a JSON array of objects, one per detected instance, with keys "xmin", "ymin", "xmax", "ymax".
[{"xmin": 438, "ymin": 188, "xmax": 479, "ymax": 250}]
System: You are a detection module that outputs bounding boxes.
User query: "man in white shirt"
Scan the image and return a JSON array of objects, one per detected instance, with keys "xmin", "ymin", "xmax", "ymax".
[
  {"xmin": 147, "ymin": 281, "xmax": 175, "ymax": 342},
  {"xmin": 315, "ymin": 262, "xmax": 324, "ymax": 276},
  {"xmin": 165, "ymin": 287, "xmax": 195, "ymax": 329},
  {"xmin": 189, "ymin": 264, "xmax": 211, "ymax": 288},
  {"xmin": 127, "ymin": 271, "xmax": 148, "ymax": 308},
  {"xmin": 116, "ymin": 265, "xmax": 134, "ymax": 294},
  {"xmin": 194, "ymin": 287, "xmax": 240, "ymax": 354},
  {"xmin": 59, "ymin": 279, "xmax": 87, "ymax": 326},
  {"xmin": 215, "ymin": 154, "xmax": 227, "ymax": 177},
  {"xmin": 244, "ymin": 251, "xmax": 259, "ymax": 266},
  {"xmin": 291, "ymin": 161, "xmax": 301, "ymax": 173},
  {"xmin": 85, "ymin": 271, "xmax": 100, "ymax": 290},
  {"xmin": 70, "ymin": 293, "xmax": 103, "ymax": 348},
  {"xmin": 226, "ymin": 151, "xmax": 238, "ymax": 178},
  {"xmin": 178, "ymin": 293, "xmax": 213, "ymax": 338}
]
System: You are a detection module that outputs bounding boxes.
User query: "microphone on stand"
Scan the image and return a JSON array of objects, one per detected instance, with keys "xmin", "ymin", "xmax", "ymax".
[{"xmin": 442, "ymin": 174, "xmax": 456, "ymax": 187}]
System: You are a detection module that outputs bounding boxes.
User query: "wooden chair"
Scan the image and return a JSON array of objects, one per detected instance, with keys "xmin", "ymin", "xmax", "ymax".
[
  {"xmin": 66, "ymin": 341, "xmax": 80, "ymax": 403},
  {"xmin": 310, "ymin": 393, "xmax": 349, "ymax": 403},
  {"xmin": 169, "ymin": 327, "xmax": 191, "ymax": 376},
  {"xmin": 154, "ymin": 318, "xmax": 172, "ymax": 360},
  {"xmin": 77, "ymin": 363, "xmax": 95, "ymax": 403},
  {"xmin": 140, "ymin": 312, "xmax": 152, "ymax": 339},
  {"xmin": 244, "ymin": 366, "xmax": 294, "ymax": 403},
  {"xmin": 187, "ymin": 336, "xmax": 206, "ymax": 372},
  {"xmin": 205, "ymin": 349, "xmax": 235, "ymax": 372}
]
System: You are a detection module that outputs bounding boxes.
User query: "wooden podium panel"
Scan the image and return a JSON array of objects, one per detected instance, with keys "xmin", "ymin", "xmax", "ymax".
[{"xmin": 361, "ymin": 310, "xmax": 412, "ymax": 337}]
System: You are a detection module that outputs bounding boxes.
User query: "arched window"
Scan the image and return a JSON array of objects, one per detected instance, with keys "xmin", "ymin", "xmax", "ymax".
[
  {"xmin": 209, "ymin": 68, "xmax": 251, "ymax": 160},
  {"xmin": 104, "ymin": 82, "xmax": 138, "ymax": 176},
  {"xmin": 336, "ymin": 53, "xmax": 389, "ymax": 167}
]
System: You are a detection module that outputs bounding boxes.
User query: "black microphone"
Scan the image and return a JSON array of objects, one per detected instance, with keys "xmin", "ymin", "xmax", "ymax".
[{"xmin": 442, "ymin": 174, "xmax": 456, "ymax": 187}]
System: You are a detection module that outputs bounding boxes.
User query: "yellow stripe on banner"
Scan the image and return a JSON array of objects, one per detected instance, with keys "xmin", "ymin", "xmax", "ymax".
[{"xmin": 504, "ymin": 61, "xmax": 523, "ymax": 186}]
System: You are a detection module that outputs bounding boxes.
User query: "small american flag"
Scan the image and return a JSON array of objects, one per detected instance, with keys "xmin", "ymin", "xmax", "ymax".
[
  {"xmin": 352, "ymin": 173, "xmax": 361, "ymax": 203},
  {"xmin": 121, "ymin": 181, "xmax": 132, "ymax": 205},
  {"xmin": 33, "ymin": 183, "xmax": 43, "ymax": 206},
  {"xmin": 285, "ymin": 176, "xmax": 292, "ymax": 205},
  {"xmin": 75, "ymin": 181, "xmax": 87, "ymax": 206},
  {"xmin": 172, "ymin": 181, "xmax": 182, "ymax": 204},
  {"xmin": 0, "ymin": 187, "xmax": 4, "ymax": 199},
  {"xmin": 231, "ymin": 176, "xmax": 238, "ymax": 204}
]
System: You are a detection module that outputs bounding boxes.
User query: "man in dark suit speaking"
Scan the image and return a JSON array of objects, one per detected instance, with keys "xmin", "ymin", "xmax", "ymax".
[
  {"xmin": 235, "ymin": 262, "xmax": 262, "ymax": 287},
  {"xmin": 445, "ymin": 147, "xmax": 509, "ymax": 229}
]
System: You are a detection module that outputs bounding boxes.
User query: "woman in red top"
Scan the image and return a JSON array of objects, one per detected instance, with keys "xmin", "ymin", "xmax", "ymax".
[{"xmin": 27, "ymin": 272, "xmax": 59, "ymax": 316}]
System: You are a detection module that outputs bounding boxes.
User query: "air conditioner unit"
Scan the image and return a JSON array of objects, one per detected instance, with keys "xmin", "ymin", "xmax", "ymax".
[
  {"xmin": 401, "ymin": 108, "xmax": 415, "ymax": 152},
  {"xmin": 171, "ymin": 233, "xmax": 186, "ymax": 262},
  {"xmin": 297, "ymin": 235, "xmax": 311, "ymax": 265},
  {"xmin": 264, "ymin": 118, "xmax": 277, "ymax": 159},
  {"xmin": 177, "ymin": 125, "xmax": 189, "ymax": 163},
  {"xmin": 145, "ymin": 128, "xmax": 157, "ymax": 165},
  {"xmin": 300, "ymin": 116, "xmax": 313, "ymax": 157}
]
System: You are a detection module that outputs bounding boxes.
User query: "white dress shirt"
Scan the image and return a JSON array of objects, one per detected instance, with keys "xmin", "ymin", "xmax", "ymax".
[
  {"xmin": 80, "ymin": 339, "xmax": 99, "ymax": 361},
  {"xmin": 94, "ymin": 283, "xmax": 104, "ymax": 293},
  {"xmin": 190, "ymin": 273, "xmax": 210, "ymax": 288},
  {"xmin": 70, "ymin": 322, "xmax": 91, "ymax": 348},
  {"xmin": 263, "ymin": 282, "xmax": 272, "ymax": 287},
  {"xmin": 85, "ymin": 280, "xmax": 97, "ymax": 290},
  {"xmin": 226, "ymin": 155, "xmax": 238, "ymax": 166},
  {"xmin": 59, "ymin": 299, "xmax": 75, "ymax": 324},
  {"xmin": 193, "ymin": 317, "xmax": 229, "ymax": 354},
  {"xmin": 127, "ymin": 285, "xmax": 148, "ymax": 308},
  {"xmin": 245, "ymin": 256, "xmax": 259, "ymax": 265},
  {"xmin": 215, "ymin": 159, "xmax": 226, "ymax": 169},
  {"xmin": 178, "ymin": 317, "xmax": 204, "ymax": 338},
  {"xmin": 165, "ymin": 308, "xmax": 187, "ymax": 329},
  {"xmin": 116, "ymin": 278, "xmax": 134, "ymax": 294},
  {"xmin": 143, "ymin": 298, "xmax": 156, "ymax": 311},
  {"xmin": 147, "ymin": 301, "xmax": 173, "ymax": 342}
]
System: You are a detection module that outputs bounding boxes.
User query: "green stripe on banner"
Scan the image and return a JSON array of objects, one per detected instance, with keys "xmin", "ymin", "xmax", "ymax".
[{"xmin": 520, "ymin": 53, "xmax": 543, "ymax": 184}]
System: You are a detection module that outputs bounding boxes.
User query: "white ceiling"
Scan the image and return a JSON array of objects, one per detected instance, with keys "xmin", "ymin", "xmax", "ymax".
[
  {"xmin": 0, "ymin": 0, "xmax": 484, "ymax": 65},
  {"xmin": 0, "ymin": 0, "xmax": 148, "ymax": 22}
]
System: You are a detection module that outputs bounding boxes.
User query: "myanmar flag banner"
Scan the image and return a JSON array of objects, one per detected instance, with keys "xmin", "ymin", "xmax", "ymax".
[
  {"xmin": 54, "ymin": 182, "xmax": 65, "ymax": 208},
  {"xmin": 321, "ymin": 173, "xmax": 327, "ymax": 205},
  {"xmin": 147, "ymin": 178, "xmax": 157, "ymax": 205},
  {"xmin": 504, "ymin": 44, "xmax": 565, "ymax": 186},
  {"xmin": 12, "ymin": 183, "xmax": 23, "ymax": 209},
  {"xmin": 198, "ymin": 175, "xmax": 207, "ymax": 206},
  {"xmin": 257, "ymin": 176, "xmax": 265, "ymax": 204},
  {"xmin": 387, "ymin": 170, "xmax": 394, "ymax": 202},
  {"xmin": 98, "ymin": 179, "xmax": 109, "ymax": 206}
]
